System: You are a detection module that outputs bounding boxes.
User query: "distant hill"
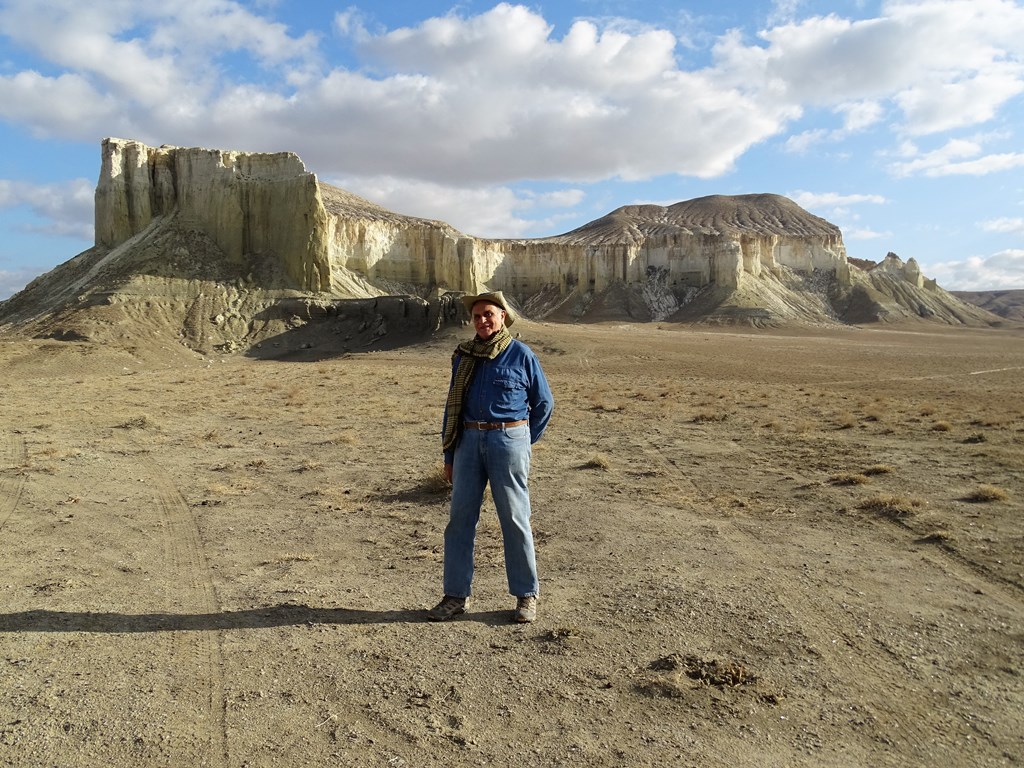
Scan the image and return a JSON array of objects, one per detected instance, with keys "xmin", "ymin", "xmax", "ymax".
[{"xmin": 952, "ymin": 290, "xmax": 1024, "ymax": 322}]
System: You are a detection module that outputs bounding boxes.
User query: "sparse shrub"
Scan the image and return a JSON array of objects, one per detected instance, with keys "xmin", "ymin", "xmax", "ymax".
[
  {"xmin": 294, "ymin": 460, "xmax": 322, "ymax": 473},
  {"xmin": 247, "ymin": 458, "xmax": 267, "ymax": 471},
  {"xmin": 792, "ymin": 419, "xmax": 814, "ymax": 435},
  {"xmin": 863, "ymin": 407, "xmax": 884, "ymax": 423},
  {"xmin": 582, "ymin": 453, "xmax": 611, "ymax": 470},
  {"xmin": 118, "ymin": 414, "xmax": 158, "ymax": 430},
  {"xmin": 202, "ymin": 430, "xmax": 221, "ymax": 441},
  {"xmin": 416, "ymin": 464, "xmax": 451, "ymax": 495},
  {"xmin": 859, "ymin": 494, "xmax": 926, "ymax": 519},
  {"xmin": 659, "ymin": 385, "xmax": 683, "ymax": 400},
  {"xmin": 964, "ymin": 484, "xmax": 1009, "ymax": 503},
  {"xmin": 831, "ymin": 472, "xmax": 871, "ymax": 486},
  {"xmin": 836, "ymin": 412, "xmax": 857, "ymax": 430},
  {"xmin": 932, "ymin": 421, "xmax": 952, "ymax": 432},
  {"xmin": 863, "ymin": 464, "xmax": 895, "ymax": 476},
  {"xmin": 590, "ymin": 397, "xmax": 625, "ymax": 412},
  {"xmin": 976, "ymin": 416, "xmax": 1012, "ymax": 428},
  {"xmin": 917, "ymin": 530, "xmax": 951, "ymax": 544}
]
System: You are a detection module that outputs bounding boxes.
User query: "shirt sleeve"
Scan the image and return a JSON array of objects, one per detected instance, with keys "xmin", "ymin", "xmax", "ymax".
[{"xmin": 526, "ymin": 350, "xmax": 554, "ymax": 444}]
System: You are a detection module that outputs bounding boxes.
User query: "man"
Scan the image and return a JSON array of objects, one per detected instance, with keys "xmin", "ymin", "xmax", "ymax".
[{"xmin": 428, "ymin": 291, "xmax": 554, "ymax": 623}]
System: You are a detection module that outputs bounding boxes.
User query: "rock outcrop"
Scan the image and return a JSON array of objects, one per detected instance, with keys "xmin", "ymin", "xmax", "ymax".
[{"xmin": 0, "ymin": 138, "xmax": 1004, "ymax": 356}]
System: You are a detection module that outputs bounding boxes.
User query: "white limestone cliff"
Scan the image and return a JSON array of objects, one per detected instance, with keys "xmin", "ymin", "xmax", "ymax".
[
  {"xmin": 93, "ymin": 140, "xmax": 851, "ymax": 308},
  {"xmin": 95, "ymin": 138, "xmax": 331, "ymax": 291},
  {"xmin": 1, "ymin": 138, "xmax": 999, "ymax": 345}
]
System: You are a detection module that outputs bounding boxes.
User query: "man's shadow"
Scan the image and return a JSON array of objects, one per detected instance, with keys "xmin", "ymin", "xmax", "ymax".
[{"xmin": 0, "ymin": 605, "xmax": 514, "ymax": 632}]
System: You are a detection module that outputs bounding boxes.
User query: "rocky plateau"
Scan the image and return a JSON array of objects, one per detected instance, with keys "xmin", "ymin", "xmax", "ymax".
[{"xmin": 0, "ymin": 138, "xmax": 1005, "ymax": 356}]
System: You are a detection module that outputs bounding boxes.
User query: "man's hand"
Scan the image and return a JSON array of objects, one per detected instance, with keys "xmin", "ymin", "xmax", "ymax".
[{"xmin": 444, "ymin": 463, "xmax": 453, "ymax": 484}]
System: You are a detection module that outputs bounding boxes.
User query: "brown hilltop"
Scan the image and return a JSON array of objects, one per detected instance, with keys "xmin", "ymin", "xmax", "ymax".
[{"xmin": 556, "ymin": 194, "xmax": 840, "ymax": 245}]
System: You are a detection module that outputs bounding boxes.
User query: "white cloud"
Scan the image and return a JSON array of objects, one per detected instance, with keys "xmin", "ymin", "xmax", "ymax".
[
  {"xmin": 981, "ymin": 217, "xmax": 1024, "ymax": 235},
  {"xmin": 838, "ymin": 100, "xmax": 884, "ymax": 132},
  {"xmin": 0, "ymin": 0, "xmax": 1021, "ymax": 193},
  {"xmin": 790, "ymin": 191, "xmax": 887, "ymax": 208},
  {"xmin": 713, "ymin": 0, "xmax": 1024, "ymax": 135},
  {"xmin": 768, "ymin": 0, "xmax": 806, "ymax": 27},
  {"xmin": 0, "ymin": 71, "xmax": 120, "ymax": 138},
  {"xmin": 325, "ymin": 175, "xmax": 585, "ymax": 238},
  {"xmin": 784, "ymin": 129, "xmax": 829, "ymax": 154},
  {"xmin": 926, "ymin": 249, "xmax": 1024, "ymax": 290},
  {"xmin": 0, "ymin": 178, "xmax": 95, "ymax": 239},
  {"xmin": 783, "ymin": 101, "xmax": 884, "ymax": 154},
  {"xmin": 891, "ymin": 139, "xmax": 1024, "ymax": 177},
  {"xmin": 0, "ymin": 267, "xmax": 45, "ymax": 300},
  {"xmin": 896, "ymin": 64, "xmax": 1024, "ymax": 135},
  {"xmin": 0, "ymin": 0, "xmax": 318, "ymax": 137},
  {"xmin": 844, "ymin": 227, "xmax": 889, "ymax": 240}
]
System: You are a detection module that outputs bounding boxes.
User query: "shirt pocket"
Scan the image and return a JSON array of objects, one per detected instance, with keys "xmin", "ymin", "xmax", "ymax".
[{"xmin": 492, "ymin": 366, "xmax": 527, "ymax": 411}]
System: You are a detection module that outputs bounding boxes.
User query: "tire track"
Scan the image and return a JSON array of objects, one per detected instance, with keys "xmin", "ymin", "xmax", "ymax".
[
  {"xmin": 631, "ymin": 433, "xmax": 944, "ymax": 755},
  {"xmin": 0, "ymin": 431, "xmax": 28, "ymax": 534},
  {"xmin": 723, "ymin": 516, "xmax": 948, "ymax": 760},
  {"xmin": 131, "ymin": 443, "xmax": 229, "ymax": 767}
]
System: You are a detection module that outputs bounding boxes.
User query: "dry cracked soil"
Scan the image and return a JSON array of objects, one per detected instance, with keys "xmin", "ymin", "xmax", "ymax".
[{"xmin": 1, "ymin": 320, "xmax": 1022, "ymax": 767}]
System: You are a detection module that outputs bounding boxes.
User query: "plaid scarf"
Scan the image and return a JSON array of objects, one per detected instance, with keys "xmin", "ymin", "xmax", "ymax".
[{"xmin": 441, "ymin": 326, "xmax": 514, "ymax": 451}]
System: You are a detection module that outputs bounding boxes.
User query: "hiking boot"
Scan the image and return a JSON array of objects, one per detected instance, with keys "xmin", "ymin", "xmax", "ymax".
[
  {"xmin": 426, "ymin": 595, "xmax": 466, "ymax": 621},
  {"xmin": 513, "ymin": 595, "xmax": 537, "ymax": 623}
]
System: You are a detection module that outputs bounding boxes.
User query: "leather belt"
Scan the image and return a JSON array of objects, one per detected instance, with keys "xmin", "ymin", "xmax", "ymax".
[{"xmin": 464, "ymin": 419, "xmax": 528, "ymax": 431}]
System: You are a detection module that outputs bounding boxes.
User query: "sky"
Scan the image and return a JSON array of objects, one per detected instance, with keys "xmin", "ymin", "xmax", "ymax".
[{"xmin": 1, "ymin": 0, "xmax": 1024, "ymax": 300}]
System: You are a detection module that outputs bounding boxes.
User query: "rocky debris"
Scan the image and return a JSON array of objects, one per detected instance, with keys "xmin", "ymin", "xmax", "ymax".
[{"xmin": 0, "ymin": 139, "xmax": 1007, "ymax": 354}]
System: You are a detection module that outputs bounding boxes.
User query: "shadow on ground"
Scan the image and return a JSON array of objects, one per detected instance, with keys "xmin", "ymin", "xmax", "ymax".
[{"xmin": 0, "ymin": 605, "xmax": 520, "ymax": 632}]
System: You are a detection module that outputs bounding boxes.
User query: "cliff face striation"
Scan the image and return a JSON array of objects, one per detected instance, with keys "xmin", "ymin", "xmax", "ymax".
[{"xmin": 0, "ymin": 138, "xmax": 1003, "ymax": 356}]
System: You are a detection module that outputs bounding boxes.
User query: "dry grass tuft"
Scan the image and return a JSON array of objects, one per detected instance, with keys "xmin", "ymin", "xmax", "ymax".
[
  {"xmin": 862, "ymin": 407, "xmax": 885, "ymax": 423},
  {"xmin": 859, "ymin": 494, "xmax": 926, "ymax": 519},
  {"xmin": 417, "ymin": 464, "xmax": 452, "ymax": 495},
  {"xmin": 836, "ymin": 411, "xmax": 857, "ymax": 430},
  {"xmin": 916, "ymin": 530, "xmax": 951, "ymax": 544},
  {"xmin": 932, "ymin": 421, "xmax": 952, "ymax": 432},
  {"xmin": 117, "ymin": 414, "xmax": 158, "ymax": 430},
  {"xmin": 283, "ymin": 385, "xmax": 305, "ymax": 407},
  {"xmin": 863, "ymin": 464, "xmax": 895, "ymax": 476},
  {"xmin": 792, "ymin": 419, "xmax": 814, "ymax": 435},
  {"xmin": 589, "ymin": 397, "xmax": 625, "ymax": 413},
  {"xmin": 582, "ymin": 453, "xmax": 611, "ymax": 470},
  {"xmin": 831, "ymin": 472, "xmax": 871, "ymax": 486},
  {"xmin": 964, "ymin": 484, "xmax": 1009, "ymax": 503}
]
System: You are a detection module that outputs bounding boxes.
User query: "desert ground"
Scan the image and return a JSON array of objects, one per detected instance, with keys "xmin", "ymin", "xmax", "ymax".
[{"xmin": 1, "ymin": 319, "xmax": 1022, "ymax": 767}]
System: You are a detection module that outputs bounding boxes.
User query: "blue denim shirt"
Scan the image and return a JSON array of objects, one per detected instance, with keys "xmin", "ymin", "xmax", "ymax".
[{"xmin": 443, "ymin": 339, "xmax": 554, "ymax": 464}]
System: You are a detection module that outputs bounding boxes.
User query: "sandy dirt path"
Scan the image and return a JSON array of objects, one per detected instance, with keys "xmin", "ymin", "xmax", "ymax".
[{"xmin": 1, "ymin": 322, "xmax": 1022, "ymax": 767}]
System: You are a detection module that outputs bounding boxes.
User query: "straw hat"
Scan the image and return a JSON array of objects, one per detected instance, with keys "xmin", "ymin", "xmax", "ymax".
[{"xmin": 460, "ymin": 290, "xmax": 516, "ymax": 327}]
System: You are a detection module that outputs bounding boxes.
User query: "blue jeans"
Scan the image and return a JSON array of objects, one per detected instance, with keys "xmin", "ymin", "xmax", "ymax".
[{"xmin": 444, "ymin": 423, "xmax": 539, "ymax": 598}]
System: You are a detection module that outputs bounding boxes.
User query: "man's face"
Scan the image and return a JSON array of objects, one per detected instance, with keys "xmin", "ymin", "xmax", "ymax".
[{"xmin": 472, "ymin": 301, "xmax": 506, "ymax": 338}]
